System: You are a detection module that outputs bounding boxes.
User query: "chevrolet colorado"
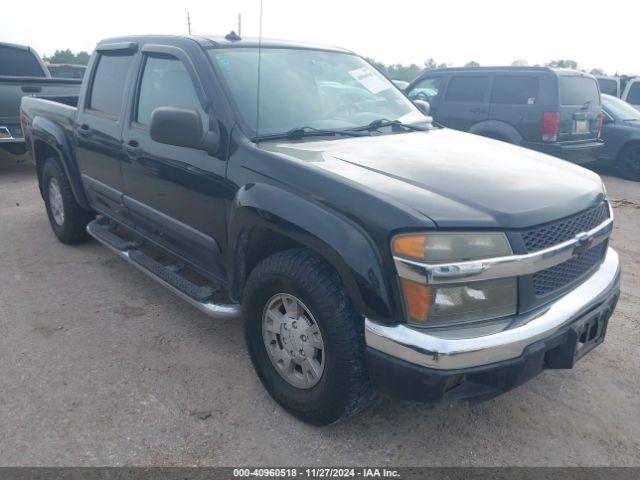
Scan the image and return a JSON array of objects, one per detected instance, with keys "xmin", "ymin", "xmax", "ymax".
[
  {"xmin": 0, "ymin": 42, "xmax": 81, "ymax": 158},
  {"xmin": 21, "ymin": 35, "xmax": 620, "ymax": 425}
]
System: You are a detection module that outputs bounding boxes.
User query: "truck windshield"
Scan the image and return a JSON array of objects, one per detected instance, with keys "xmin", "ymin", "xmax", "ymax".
[
  {"xmin": 208, "ymin": 47, "xmax": 423, "ymax": 138},
  {"xmin": 0, "ymin": 45, "xmax": 46, "ymax": 77}
]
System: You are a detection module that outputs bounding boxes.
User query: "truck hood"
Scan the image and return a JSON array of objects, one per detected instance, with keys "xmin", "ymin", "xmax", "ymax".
[{"xmin": 260, "ymin": 128, "xmax": 605, "ymax": 228}]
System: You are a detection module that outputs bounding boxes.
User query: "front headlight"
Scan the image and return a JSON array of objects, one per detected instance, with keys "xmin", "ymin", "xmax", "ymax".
[{"xmin": 392, "ymin": 232, "xmax": 517, "ymax": 327}]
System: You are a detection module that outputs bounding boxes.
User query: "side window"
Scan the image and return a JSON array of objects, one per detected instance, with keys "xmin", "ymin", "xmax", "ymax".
[
  {"xmin": 136, "ymin": 56, "xmax": 205, "ymax": 126},
  {"xmin": 445, "ymin": 76, "xmax": 489, "ymax": 103},
  {"xmin": 627, "ymin": 82, "xmax": 640, "ymax": 104},
  {"xmin": 490, "ymin": 76, "xmax": 539, "ymax": 105},
  {"xmin": 407, "ymin": 77, "xmax": 443, "ymax": 103},
  {"xmin": 89, "ymin": 53, "xmax": 134, "ymax": 117}
]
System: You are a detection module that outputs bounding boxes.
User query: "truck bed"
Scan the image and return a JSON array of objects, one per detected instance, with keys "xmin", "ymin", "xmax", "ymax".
[{"xmin": 1, "ymin": 76, "xmax": 80, "ymax": 154}]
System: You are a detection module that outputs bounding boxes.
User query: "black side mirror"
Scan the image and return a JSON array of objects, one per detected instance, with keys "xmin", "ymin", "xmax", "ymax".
[
  {"xmin": 413, "ymin": 99, "xmax": 431, "ymax": 116},
  {"xmin": 150, "ymin": 107, "xmax": 205, "ymax": 150}
]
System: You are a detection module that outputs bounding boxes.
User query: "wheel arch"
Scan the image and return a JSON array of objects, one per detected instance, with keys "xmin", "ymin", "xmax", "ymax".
[
  {"xmin": 228, "ymin": 183, "xmax": 396, "ymax": 321},
  {"xmin": 30, "ymin": 116, "xmax": 90, "ymax": 210}
]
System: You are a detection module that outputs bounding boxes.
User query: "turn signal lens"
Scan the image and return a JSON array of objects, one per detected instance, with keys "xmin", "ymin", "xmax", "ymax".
[
  {"xmin": 392, "ymin": 235, "xmax": 427, "ymax": 261},
  {"xmin": 400, "ymin": 279, "xmax": 431, "ymax": 323}
]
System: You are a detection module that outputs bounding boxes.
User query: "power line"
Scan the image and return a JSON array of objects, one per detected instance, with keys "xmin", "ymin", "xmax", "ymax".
[{"xmin": 186, "ymin": 12, "xmax": 192, "ymax": 35}]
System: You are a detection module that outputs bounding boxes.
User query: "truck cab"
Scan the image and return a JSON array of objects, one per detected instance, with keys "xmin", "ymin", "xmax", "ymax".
[{"xmin": 21, "ymin": 35, "xmax": 620, "ymax": 425}]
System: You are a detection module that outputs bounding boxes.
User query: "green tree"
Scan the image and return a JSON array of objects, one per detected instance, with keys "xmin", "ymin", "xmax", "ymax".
[
  {"xmin": 546, "ymin": 59, "xmax": 579, "ymax": 70},
  {"xmin": 590, "ymin": 68, "xmax": 605, "ymax": 76},
  {"xmin": 464, "ymin": 61, "xmax": 480, "ymax": 68},
  {"xmin": 511, "ymin": 58, "xmax": 529, "ymax": 66},
  {"xmin": 43, "ymin": 49, "xmax": 91, "ymax": 65}
]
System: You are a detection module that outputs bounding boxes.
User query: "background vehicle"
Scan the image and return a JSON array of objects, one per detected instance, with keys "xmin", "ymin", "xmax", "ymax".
[
  {"xmin": 596, "ymin": 75, "xmax": 620, "ymax": 97},
  {"xmin": 406, "ymin": 66, "xmax": 603, "ymax": 164},
  {"xmin": 21, "ymin": 35, "xmax": 619, "ymax": 425},
  {"xmin": 621, "ymin": 78, "xmax": 640, "ymax": 110},
  {"xmin": 0, "ymin": 42, "xmax": 81, "ymax": 158},
  {"xmin": 392, "ymin": 79, "xmax": 409, "ymax": 90},
  {"xmin": 46, "ymin": 63, "xmax": 87, "ymax": 79},
  {"xmin": 598, "ymin": 94, "xmax": 640, "ymax": 180}
]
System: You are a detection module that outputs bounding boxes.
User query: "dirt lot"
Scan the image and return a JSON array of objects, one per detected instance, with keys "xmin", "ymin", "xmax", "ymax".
[{"xmin": 0, "ymin": 159, "xmax": 638, "ymax": 466}]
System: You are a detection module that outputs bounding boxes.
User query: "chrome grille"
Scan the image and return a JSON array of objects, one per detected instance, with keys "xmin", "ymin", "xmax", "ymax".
[
  {"xmin": 532, "ymin": 242, "xmax": 607, "ymax": 296},
  {"xmin": 521, "ymin": 202, "xmax": 609, "ymax": 253}
]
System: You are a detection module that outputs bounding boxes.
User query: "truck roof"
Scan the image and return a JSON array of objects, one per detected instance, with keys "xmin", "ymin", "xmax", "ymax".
[
  {"xmin": 97, "ymin": 34, "xmax": 354, "ymax": 54},
  {"xmin": 0, "ymin": 41, "xmax": 34, "ymax": 51},
  {"xmin": 419, "ymin": 66, "xmax": 594, "ymax": 77}
]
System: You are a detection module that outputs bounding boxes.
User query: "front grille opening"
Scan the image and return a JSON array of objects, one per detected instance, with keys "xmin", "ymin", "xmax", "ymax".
[
  {"xmin": 521, "ymin": 202, "xmax": 609, "ymax": 253},
  {"xmin": 532, "ymin": 242, "xmax": 607, "ymax": 296}
]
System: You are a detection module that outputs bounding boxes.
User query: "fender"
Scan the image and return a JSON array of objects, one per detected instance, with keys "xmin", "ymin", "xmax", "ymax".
[
  {"xmin": 470, "ymin": 120, "xmax": 524, "ymax": 145},
  {"xmin": 228, "ymin": 183, "xmax": 397, "ymax": 321},
  {"xmin": 31, "ymin": 116, "xmax": 91, "ymax": 210}
]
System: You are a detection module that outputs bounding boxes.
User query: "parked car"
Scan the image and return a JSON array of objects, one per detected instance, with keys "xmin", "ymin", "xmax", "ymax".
[
  {"xmin": 392, "ymin": 79, "xmax": 409, "ymax": 90},
  {"xmin": 46, "ymin": 63, "xmax": 87, "ymax": 79},
  {"xmin": 406, "ymin": 66, "xmax": 603, "ymax": 164},
  {"xmin": 598, "ymin": 94, "xmax": 640, "ymax": 180},
  {"xmin": 621, "ymin": 78, "xmax": 640, "ymax": 110},
  {"xmin": 21, "ymin": 35, "xmax": 619, "ymax": 425},
  {"xmin": 0, "ymin": 42, "xmax": 81, "ymax": 158},
  {"xmin": 595, "ymin": 75, "xmax": 621, "ymax": 97}
]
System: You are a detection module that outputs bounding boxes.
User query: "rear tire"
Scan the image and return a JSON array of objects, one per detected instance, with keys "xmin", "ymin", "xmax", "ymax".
[
  {"xmin": 243, "ymin": 248, "xmax": 374, "ymax": 425},
  {"xmin": 42, "ymin": 157, "xmax": 94, "ymax": 244},
  {"xmin": 617, "ymin": 144, "xmax": 640, "ymax": 181}
]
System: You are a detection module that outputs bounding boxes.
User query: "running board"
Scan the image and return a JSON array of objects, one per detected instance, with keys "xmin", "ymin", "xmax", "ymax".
[{"xmin": 87, "ymin": 220, "xmax": 241, "ymax": 319}]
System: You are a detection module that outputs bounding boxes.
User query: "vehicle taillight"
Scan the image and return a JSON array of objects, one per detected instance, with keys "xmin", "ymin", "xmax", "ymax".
[
  {"xmin": 542, "ymin": 112, "xmax": 560, "ymax": 142},
  {"xmin": 596, "ymin": 112, "xmax": 603, "ymax": 139}
]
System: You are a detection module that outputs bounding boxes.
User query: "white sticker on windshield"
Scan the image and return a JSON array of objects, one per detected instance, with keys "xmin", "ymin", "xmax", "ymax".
[{"xmin": 348, "ymin": 67, "xmax": 390, "ymax": 94}]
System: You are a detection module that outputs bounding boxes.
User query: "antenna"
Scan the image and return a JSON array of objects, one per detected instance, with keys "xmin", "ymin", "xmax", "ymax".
[
  {"xmin": 186, "ymin": 12, "xmax": 192, "ymax": 35},
  {"xmin": 255, "ymin": 0, "xmax": 264, "ymax": 136}
]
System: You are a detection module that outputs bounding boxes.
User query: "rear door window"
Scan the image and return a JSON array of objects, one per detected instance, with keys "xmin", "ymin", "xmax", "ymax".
[
  {"xmin": 136, "ymin": 56, "xmax": 205, "ymax": 126},
  {"xmin": 445, "ymin": 76, "xmax": 489, "ymax": 102},
  {"xmin": 88, "ymin": 52, "xmax": 134, "ymax": 117},
  {"xmin": 559, "ymin": 76, "xmax": 600, "ymax": 106},
  {"xmin": 490, "ymin": 76, "xmax": 539, "ymax": 105},
  {"xmin": 626, "ymin": 82, "xmax": 640, "ymax": 104},
  {"xmin": 0, "ymin": 45, "xmax": 46, "ymax": 77}
]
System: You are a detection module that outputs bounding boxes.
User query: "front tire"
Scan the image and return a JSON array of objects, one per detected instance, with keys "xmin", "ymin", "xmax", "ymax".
[
  {"xmin": 617, "ymin": 143, "xmax": 640, "ymax": 181},
  {"xmin": 42, "ymin": 157, "xmax": 94, "ymax": 244},
  {"xmin": 243, "ymin": 248, "xmax": 373, "ymax": 425}
]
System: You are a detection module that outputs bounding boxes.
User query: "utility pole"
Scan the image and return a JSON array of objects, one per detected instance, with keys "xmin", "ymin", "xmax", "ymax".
[
  {"xmin": 238, "ymin": 13, "xmax": 242, "ymax": 36},
  {"xmin": 186, "ymin": 12, "xmax": 192, "ymax": 34}
]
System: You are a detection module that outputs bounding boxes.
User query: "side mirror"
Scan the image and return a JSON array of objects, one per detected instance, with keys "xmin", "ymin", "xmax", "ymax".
[
  {"xmin": 413, "ymin": 99, "xmax": 431, "ymax": 116},
  {"xmin": 150, "ymin": 107, "xmax": 205, "ymax": 150}
]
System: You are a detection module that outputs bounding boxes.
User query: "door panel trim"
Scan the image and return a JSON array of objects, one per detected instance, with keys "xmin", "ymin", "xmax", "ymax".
[{"xmin": 122, "ymin": 195, "xmax": 220, "ymax": 254}]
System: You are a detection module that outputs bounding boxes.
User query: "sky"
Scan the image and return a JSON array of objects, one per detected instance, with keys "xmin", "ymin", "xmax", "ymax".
[{"xmin": 0, "ymin": 0, "xmax": 637, "ymax": 75}]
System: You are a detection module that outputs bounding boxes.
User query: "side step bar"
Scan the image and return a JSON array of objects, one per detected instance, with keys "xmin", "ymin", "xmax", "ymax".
[{"xmin": 87, "ymin": 220, "xmax": 241, "ymax": 319}]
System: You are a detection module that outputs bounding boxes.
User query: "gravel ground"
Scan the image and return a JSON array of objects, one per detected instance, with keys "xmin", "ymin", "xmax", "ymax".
[{"xmin": 0, "ymin": 159, "xmax": 638, "ymax": 466}]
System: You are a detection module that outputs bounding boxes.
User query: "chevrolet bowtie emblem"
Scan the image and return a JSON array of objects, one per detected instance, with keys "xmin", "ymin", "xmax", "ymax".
[{"xmin": 573, "ymin": 232, "xmax": 594, "ymax": 257}]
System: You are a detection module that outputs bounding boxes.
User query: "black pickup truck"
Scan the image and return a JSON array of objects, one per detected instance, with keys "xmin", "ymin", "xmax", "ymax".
[{"xmin": 21, "ymin": 35, "xmax": 620, "ymax": 425}]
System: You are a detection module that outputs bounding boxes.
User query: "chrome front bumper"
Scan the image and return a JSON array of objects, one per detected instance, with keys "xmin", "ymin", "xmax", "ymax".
[{"xmin": 365, "ymin": 247, "xmax": 620, "ymax": 370}]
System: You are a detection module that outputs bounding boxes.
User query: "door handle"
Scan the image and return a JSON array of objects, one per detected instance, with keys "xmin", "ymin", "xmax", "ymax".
[
  {"xmin": 77, "ymin": 124, "xmax": 92, "ymax": 136},
  {"xmin": 21, "ymin": 86, "xmax": 42, "ymax": 93},
  {"xmin": 124, "ymin": 140, "xmax": 141, "ymax": 156}
]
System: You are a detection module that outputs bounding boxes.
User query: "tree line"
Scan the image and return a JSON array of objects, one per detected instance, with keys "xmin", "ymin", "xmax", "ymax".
[{"xmin": 368, "ymin": 57, "xmax": 609, "ymax": 81}]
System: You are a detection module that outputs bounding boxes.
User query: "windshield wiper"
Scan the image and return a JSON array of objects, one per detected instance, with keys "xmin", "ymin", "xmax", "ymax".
[
  {"xmin": 353, "ymin": 118, "xmax": 428, "ymax": 132},
  {"xmin": 254, "ymin": 126, "xmax": 368, "ymax": 141}
]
